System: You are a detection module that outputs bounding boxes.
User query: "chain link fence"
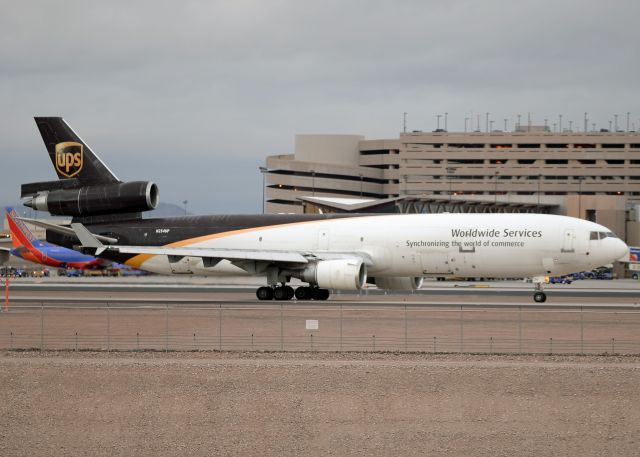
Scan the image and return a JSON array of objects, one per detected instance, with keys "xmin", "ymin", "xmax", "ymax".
[{"xmin": 1, "ymin": 303, "xmax": 639, "ymax": 354}]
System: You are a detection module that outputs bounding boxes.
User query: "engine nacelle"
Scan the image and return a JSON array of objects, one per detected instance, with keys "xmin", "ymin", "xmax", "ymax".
[
  {"xmin": 372, "ymin": 276, "xmax": 424, "ymax": 291},
  {"xmin": 25, "ymin": 181, "xmax": 159, "ymax": 217},
  {"xmin": 297, "ymin": 259, "xmax": 367, "ymax": 290}
]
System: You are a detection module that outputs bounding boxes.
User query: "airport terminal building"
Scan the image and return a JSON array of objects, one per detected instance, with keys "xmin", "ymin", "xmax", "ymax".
[{"xmin": 264, "ymin": 128, "xmax": 640, "ymax": 247}]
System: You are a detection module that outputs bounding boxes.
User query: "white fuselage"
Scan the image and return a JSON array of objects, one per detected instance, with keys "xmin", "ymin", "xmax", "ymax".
[{"xmin": 134, "ymin": 213, "xmax": 628, "ymax": 280}]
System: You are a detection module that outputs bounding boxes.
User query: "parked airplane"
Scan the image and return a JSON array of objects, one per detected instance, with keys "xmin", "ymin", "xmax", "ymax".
[
  {"xmin": 2, "ymin": 207, "xmax": 104, "ymax": 269},
  {"xmin": 1, "ymin": 207, "xmax": 137, "ymax": 274},
  {"xmin": 20, "ymin": 117, "xmax": 629, "ymax": 302}
]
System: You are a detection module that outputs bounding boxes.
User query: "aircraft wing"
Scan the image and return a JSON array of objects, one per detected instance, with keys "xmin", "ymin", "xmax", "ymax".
[
  {"xmin": 102, "ymin": 245, "xmax": 311, "ymax": 264},
  {"xmin": 69, "ymin": 223, "xmax": 373, "ymax": 268}
]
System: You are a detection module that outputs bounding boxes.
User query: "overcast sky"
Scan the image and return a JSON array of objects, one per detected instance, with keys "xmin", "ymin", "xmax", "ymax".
[{"xmin": 1, "ymin": 0, "xmax": 639, "ymax": 214}]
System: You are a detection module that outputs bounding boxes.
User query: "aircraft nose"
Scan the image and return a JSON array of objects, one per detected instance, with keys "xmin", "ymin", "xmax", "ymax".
[{"xmin": 613, "ymin": 239, "xmax": 630, "ymax": 262}]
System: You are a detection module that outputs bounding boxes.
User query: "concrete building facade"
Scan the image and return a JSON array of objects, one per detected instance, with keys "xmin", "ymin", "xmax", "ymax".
[{"xmin": 264, "ymin": 129, "xmax": 640, "ymax": 248}]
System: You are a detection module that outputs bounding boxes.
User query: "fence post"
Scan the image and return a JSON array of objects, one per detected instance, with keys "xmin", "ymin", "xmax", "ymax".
[
  {"xmin": 372, "ymin": 335, "xmax": 376, "ymax": 352},
  {"xmin": 611, "ymin": 338, "xmax": 615, "ymax": 354},
  {"xmin": 310, "ymin": 333, "xmax": 313, "ymax": 351},
  {"xmin": 518, "ymin": 306, "xmax": 522, "ymax": 354},
  {"xmin": 75, "ymin": 332, "xmax": 78, "ymax": 352},
  {"xmin": 459, "ymin": 305, "xmax": 464, "ymax": 353},
  {"xmin": 280, "ymin": 303, "xmax": 283, "ymax": 351},
  {"xmin": 433, "ymin": 336, "xmax": 436, "ymax": 353},
  {"xmin": 404, "ymin": 304, "xmax": 408, "ymax": 352},
  {"xmin": 136, "ymin": 332, "xmax": 140, "ymax": 351},
  {"xmin": 10, "ymin": 331, "xmax": 13, "ymax": 350},
  {"xmin": 339, "ymin": 304, "xmax": 343, "ymax": 352},
  {"xmin": 40, "ymin": 303, "xmax": 44, "ymax": 351},
  {"xmin": 165, "ymin": 304, "xmax": 169, "ymax": 352},
  {"xmin": 107, "ymin": 303, "xmax": 111, "ymax": 352},
  {"xmin": 193, "ymin": 333, "xmax": 197, "ymax": 351},
  {"xmin": 490, "ymin": 336, "xmax": 493, "ymax": 354},
  {"xmin": 580, "ymin": 306, "xmax": 584, "ymax": 354},
  {"xmin": 549, "ymin": 337, "xmax": 553, "ymax": 354},
  {"xmin": 251, "ymin": 333, "xmax": 254, "ymax": 351},
  {"xmin": 218, "ymin": 304, "xmax": 222, "ymax": 351}
]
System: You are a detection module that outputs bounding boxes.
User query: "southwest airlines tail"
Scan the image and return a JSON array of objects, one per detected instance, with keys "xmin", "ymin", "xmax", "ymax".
[
  {"xmin": 33, "ymin": 117, "xmax": 119, "ymax": 185},
  {"xmin": 5, "ymin": 207, "xmax": 44, "ymax": 250}
]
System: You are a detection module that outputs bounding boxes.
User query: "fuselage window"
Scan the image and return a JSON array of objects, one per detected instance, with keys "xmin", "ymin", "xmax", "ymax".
[{"xmin": 590, "ymin": 231, "xmax": 599, "ymax": 240}]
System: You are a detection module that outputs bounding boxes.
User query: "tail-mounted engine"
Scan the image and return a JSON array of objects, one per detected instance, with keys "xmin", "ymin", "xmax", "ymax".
[{"xmin": 22, "ymin": 181, "xmax": 159, "ymax": 217}]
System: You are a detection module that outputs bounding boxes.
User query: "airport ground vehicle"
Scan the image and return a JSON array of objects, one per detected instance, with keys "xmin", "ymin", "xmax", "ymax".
[{"xmin": 18, "ymin": 117, "xmax": 629, "ymax": 303}]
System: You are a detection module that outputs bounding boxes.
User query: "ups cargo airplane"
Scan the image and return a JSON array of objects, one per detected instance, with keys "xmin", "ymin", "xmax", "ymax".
[{"xmin": 19, "ymin": 117, "xmax": 628, "ymax": 302}]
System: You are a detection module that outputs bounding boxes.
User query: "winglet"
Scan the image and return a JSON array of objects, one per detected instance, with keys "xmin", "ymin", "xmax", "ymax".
[{"xmin": 70, "ymin": 223, "xmax": 105, "ymax": 254}]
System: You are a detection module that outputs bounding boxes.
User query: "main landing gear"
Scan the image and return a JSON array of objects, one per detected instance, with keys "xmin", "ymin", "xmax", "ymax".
[
  {"xmin": 256, "ymin": 285, "xmax": 330, "ymax": 301},
  {"xmin": 532, "ymin": 277, "xmax": 547, "ymax": 303}
]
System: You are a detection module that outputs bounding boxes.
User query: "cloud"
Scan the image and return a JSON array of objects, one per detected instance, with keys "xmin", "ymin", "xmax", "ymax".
[{"xmin": 1, "ymin": 0, "xmax": 639, "ymax": 214}]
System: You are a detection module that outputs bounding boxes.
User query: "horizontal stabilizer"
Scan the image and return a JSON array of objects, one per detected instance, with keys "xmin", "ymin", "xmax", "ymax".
[
  {"xmin": 70, "ymin": 223, "xmax": 104, "ymax": 249},
  {"xmin": 16, "ymin": 217, "xmax": 118, "ymax": 244}
]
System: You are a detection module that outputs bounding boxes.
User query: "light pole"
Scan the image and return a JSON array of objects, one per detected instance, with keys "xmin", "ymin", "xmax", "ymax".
[
  {"xmin": 436, "ymin": 114, "xmax": 442, "ymax": 130},
  {"xmin": 485, "ymin": 112, "xmax": 490, "ymax": 132},
  {"xmin": 444, "ymin": 112, "xmax": 448, "ymax": 131},
  {"xmin": 584, "ymin": 112, "xmax": 588, "ymax": 134},
  {"xmin": 403, "ymin": 112, "xmax": 407, "ymax": 133},
  {"xmin": 559, "ymin": 114, "xmax": 563, "ymax": 132},
  {"xmin": 258, "ymin": 166, "xmax": 268, "ymax": 213},
  {"xmin": 504, "ymin": 118, "xmax": 508, "ymax": 131},
  {"xmin": 626, "ymin": 112, "xmax": 630, "ymax": 132},
  {"xmin": 464, "ymin": 117, "xmax": 469, "ymax": 132},
  {"xmin": 182, "ymin": 200, "xmax": 188, "ymax": 216}
]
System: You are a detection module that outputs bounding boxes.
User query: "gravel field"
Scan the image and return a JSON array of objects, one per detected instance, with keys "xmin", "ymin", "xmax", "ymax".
[{"xmin": 1, "ymin": 351, "xmax": 639, "ymax": 456}]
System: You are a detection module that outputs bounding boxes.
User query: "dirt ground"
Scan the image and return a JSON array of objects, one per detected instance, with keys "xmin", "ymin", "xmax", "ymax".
[{"xmin": 1, "ymin": 351, "xmax": 639, "ymax": 457}]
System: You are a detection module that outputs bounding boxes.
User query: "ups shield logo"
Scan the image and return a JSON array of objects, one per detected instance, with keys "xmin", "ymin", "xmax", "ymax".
[{"xmin": 55, "ymin": 142, "xmax": 83, "ymax": 177}]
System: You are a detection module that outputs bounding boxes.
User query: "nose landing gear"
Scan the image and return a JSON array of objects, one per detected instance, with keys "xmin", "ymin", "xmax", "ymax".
[{"xmin": 532, "ymin": 277, "xmax": 547, "ymax": 303}]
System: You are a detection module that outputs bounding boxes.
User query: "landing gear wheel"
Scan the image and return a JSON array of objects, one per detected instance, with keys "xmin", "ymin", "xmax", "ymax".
[
  {"xmin": 533, "ymin": 291, "xmax": 547, "ymax": 303},
  {"xmin": 295, "ymin": 286, "xmax": 313, "ymax": 300},
  {"xmin": 256, "ymin": 286, "xmax": 274, "ymax": 300},
  {"xmin": 312, "ymin": 288, "xmax": 330, "ymax": 301},
  {"xmin": 273, "ymin": 285, "xmax": 294, "ymax": 301}
]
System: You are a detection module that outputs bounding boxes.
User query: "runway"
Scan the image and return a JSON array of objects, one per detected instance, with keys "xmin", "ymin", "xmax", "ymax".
[
  {"xmin": 4, "ymin": 277, "xmax": 640, "ymax": 309},
  {"xmin": 1, "ymin": 278, "xmax": 639, "ymax": 355}
]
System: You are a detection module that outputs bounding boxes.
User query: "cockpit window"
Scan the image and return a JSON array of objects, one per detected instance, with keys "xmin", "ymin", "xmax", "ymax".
[{"xmin": 590, "ymin": 231, "xmax": 619, "ymax": 240}]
